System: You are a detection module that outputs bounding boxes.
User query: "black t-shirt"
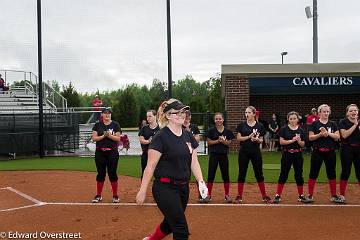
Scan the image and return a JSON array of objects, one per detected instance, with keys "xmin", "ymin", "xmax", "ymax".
[
  {"xmin": 92, "ymin": 121, "xmax": 121, "ymax": 149},
  {"xmin": 308, "ymin": 120, "xmax": 338, "ymax": 149},
  {"xmin": 236, "ymin": 121, "xmax": 266, "ymax": 150},
  {"xmin": 183, "ymin": 123, "xmax": 200, "ymax": 136},
  {"xmin": 269, "ymin": 120, "xmax": 279, "ymax": 133},
  {"xmin": 206, "ymin": 127, "xmax": 235, "ymax": 154},
  {"xmin": 338, "ymin": 118, "xmax": 360, "ymax": 145},
  {"xmin": 149, "ymin": 127, "xmax": 199, "ymax": 181},
  {"xmin": 279, "ymin": 125, "xmax": 306, "ymax": 150},
  {"xmin": 138, "ymin": 125, "xmax": 160, "ymax": 152}
]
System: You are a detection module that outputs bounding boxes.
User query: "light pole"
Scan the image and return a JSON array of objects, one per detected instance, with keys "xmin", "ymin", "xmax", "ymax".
[
  {"xmin": 305, "ymin": 0, "xmax": 318, "ymax": 63},
  {"xmin": 166, "ymin": 0, "xmax": 172, "ymax": 98},
  {"xmin": 281, "ymin": 51, "xmax": 288, "ymax": 64},
  {"xmin": 37, "ymin": 0, "xmax": 44, "ymax": 158}
]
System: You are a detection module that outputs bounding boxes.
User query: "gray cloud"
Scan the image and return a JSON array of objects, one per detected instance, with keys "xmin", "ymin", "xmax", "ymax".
[{"xmin": 0, "ymin": 0, "xmax": 359, "ymax": 92}]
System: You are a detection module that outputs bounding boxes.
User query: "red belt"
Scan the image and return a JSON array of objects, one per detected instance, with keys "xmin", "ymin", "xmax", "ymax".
[
  {"xmin": 283, "ymin": 149, "xmax": 302, "ymax": 153},
  {"xmin": 159, "ymin": 177, "xmax": 188, "ymax": 186},
  {"xmin": 316, "ymin": 148, "xmax": 334, "ymax": 152},
  {"xmin": 96, "ymin": 147, "xmax": 115, "ymax": 151}
]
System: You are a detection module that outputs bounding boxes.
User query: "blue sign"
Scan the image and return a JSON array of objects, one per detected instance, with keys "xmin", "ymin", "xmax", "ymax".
[{"xmin": 249, "ymin": 76, "xmax": 360, "ymax": 95}]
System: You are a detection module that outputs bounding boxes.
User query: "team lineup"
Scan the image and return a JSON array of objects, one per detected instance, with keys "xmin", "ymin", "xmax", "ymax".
[{"xmin": 91, "ymin": 100, "xmax": 360, "ymax": 240}]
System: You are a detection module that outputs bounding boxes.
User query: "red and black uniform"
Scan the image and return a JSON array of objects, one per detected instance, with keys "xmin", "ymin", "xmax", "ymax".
[
  {"xmin": 308, "ymin": 120, "xmax": 338, "ymax": 197},
  {"xmin": 92, "ymin": 121, "xmax": 121, "ymax": 196},
  {"xmin": 206, "ymin": 127, "xmax": 235, "ymax": 197},
  {"xmin": 236, "ymin": 122, "xmax": 268, "ymax": 198},
  {"xmin": 276, "ymin": 126, "xmax": 306, "ymax": 196},
  {"xmin": 149, "ymin": 126, "xmax": 198, "ymax": 240},
  {"xmin": 339, "ymin": 118, "xmax": 360, "ymax": 195},
  {"xmin": 138, "ymin": 125, "xmax": 160, "ymax": 178}
]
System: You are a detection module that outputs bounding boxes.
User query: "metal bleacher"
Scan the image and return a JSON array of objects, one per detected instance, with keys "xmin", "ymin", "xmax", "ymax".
[{"xmin": 0, "ymin": 70, "xmax": 79, "ymax": 159}]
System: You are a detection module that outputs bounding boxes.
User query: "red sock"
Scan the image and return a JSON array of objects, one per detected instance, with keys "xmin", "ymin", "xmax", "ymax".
[
  {"xmin": 224, "ymin": 183, "xmax": 230, "ymax": 196},
  {"xmin": 96, "ymin": 181, "xmax": 104, "ymax": 195},
  {"xmin": 207, "ymin": 182, "xmax": 213, "ymax": 197},
  {"xmin": 308, "ymin": 178, "xmax": 316, "ymax": 196},
  {"xmin": 237, "ymin": 182, "xmax": 244, "ymax": 197},
  {"xmin": 111, "ymin": 181, "xmax": 118, "ymax": 196},
  {"xmin": 257, "ymin": 181, "xmax": 267, "ymax": 197},
  {"xmin": 276, "ymin": 183, "xmax": 284, "ymax": 196},
  {"xmin": 149, "ymin": 224, "xmax": 167, "ymax": 240},
  {"xmin": 329, "ymin": 179, "xmax": 337, "ymax": 196},
  {"xmin": 297, "ymin": 185, "xmax": 304, "ymax": 196},
  {"xmin": 340, "ymin": 180, "xmax": 347, "ymax": 196}
]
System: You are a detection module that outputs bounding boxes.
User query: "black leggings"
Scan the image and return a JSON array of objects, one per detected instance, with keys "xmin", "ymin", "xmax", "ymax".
[
  {"xmin": 340, "ymin": 146, "xmax": 360, "ymax": 181},
  {"xmin": 152, "ymin": 180, "xmax": 190, "ymax": 240},
  {"xmin": 278, "ymin": 152, "xmax": 304, "ymax": 185},
  {"xmin": 140, "ymin": 152, "xmax": 148, "ymax": 179},
  {"xmin": 237, "ymin": 148, "xmax": 264, "ymax": 183},
  {"xmin": 207, "ymin": 153, "xmax": 230, "ymax": 183},
  {"xmin": 309, "ymin": 150, "xmax": 336, "ymax": 180},
  {"xmin": 95, "ymin": 150, "xmax": 119, "ymax": 182}
]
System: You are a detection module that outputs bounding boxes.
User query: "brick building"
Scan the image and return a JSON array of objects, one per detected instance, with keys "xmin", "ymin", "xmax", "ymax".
[{"xmin": 221, "ymin": 63, "xmax": 360, "ymax": 151}]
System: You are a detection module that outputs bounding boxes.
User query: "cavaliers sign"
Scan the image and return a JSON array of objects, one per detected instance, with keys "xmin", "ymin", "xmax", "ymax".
[
  {"xmin": 292, "ymin": 77, "xmax": 353, "ymax": 86},
  {"xmin": 249, "ymin": 76, "xmax": 360, "ymax": 95}
]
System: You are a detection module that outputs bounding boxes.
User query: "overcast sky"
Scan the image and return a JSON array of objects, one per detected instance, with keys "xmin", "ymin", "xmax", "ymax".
[{"xmin": 0, "ymin": 0, "xmax": 359, "ymax": 93}]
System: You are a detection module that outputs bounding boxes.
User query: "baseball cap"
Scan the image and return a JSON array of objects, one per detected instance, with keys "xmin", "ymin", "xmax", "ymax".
[
  {"xmin": 102, "ymin": 107, "xmax": 112, "ymax": 113},
  {"xmin": 163, "ymin": 100, "xmax": 190, "ymax": 112},
  {"xmin": 311, "ymin": 108, "xmax": 317, "ymax": 112}
]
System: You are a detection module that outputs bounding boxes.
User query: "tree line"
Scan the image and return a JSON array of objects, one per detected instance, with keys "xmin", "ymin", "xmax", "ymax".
[{"xmin": 13, "ymin": 74, "xmax": 224, "ymax": 128}]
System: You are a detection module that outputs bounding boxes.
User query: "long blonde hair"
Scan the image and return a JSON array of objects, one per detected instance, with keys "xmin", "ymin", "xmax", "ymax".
[{"xmin": 157, "ymin": 98, "xmax": 179, "ymax": 128}]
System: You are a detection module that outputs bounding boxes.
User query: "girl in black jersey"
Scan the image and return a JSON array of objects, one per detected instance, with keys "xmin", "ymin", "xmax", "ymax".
[
  {"xmin": 200, "ymin": 112, "xmax": 235, "ymax": 203},
  {"xmin": 339, "ymin": 104, "xmax": 360, "ymax": 203},
  {"xmin": 91, "ymin": 107, "xmax": 121, "ymax": 203},
  {"xmin": 136, "ymin": 99, "xmax": 207, "ymax": 240},
  {"xmin": 138, "ymin": 110, "xmax": 160, "ymax": 179},
  {"xmin": 307, "ymin": 104, "xmax": 344, "ymax": 204},
  {"xmin": 272, "ymin": 111, "xmax": 310, "ymax": 204},
  {"xmin": 235, "ymin": 106, "xmax": 271, "ymax": 203}
]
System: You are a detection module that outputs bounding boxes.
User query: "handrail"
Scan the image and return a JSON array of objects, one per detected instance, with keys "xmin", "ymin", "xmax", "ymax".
[{"xmin": 0, "ymin": 69, "xmax": 68, "ymax": 113}]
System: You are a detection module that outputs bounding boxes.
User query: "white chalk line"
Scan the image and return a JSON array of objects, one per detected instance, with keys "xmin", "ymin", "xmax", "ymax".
[
  {"xmin": 0, "ymin": 187, "xmax": 44, "ymax": 212},
  {"xmin": 45, "ymin": 202, "xmax": 360, "ymax": 207},
  {"xmin": 2, "ymin": 187, "xmax": 360, "ymax": 212},
  {"xmin": 6, "ymin": 187, "xmax": 44, "ymax": 205}
]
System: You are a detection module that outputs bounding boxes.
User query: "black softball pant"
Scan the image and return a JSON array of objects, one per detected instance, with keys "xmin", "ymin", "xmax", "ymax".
[
  {"xmin": 237, "ymin": 148, "xmax": 264, "ymax": 183},
  {"xmin": 95, "ymin": 150, "xmax": 119, "ymax": 182},
  {"xmin": 140, "ymin": 152, "xmax": 148, "ymax": 179},
  {"xmin": 309, "ymin": 150, "xmax": 336, "ymax": 180},
  {"xmin": 207, "ymin": 153, "xmax": 230, "ymax": 183},
  {"xmin": 278, "ymin": 152, "xmax": 304, "ymax": 185},
  {"xmin": 340, "ymin": 146, "xmax": 360, "ymax": 181},
  {"xmin": 152, "ymin": 180, "xmax": 189, "ymax": 240}
]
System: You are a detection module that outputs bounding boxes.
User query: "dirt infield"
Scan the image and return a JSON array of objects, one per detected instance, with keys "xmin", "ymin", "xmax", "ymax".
[{"xmin": 1, "ymin": 171, "xmax": 360, "ymax": 240}]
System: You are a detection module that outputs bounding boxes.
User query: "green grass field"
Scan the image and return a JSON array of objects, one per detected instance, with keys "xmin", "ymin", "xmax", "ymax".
[{"xmin": 0, "ymin": 152, "xmax": 358, "ymax": 183}]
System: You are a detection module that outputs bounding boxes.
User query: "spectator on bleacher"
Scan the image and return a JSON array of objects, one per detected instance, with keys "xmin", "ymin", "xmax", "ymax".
[
  {"xmin": 0, "ymin": 74, "xmax": 10, "ymax": 91},
  {"xmin": 89, "ymin": 95, "xmax": 103, "ymax": 123}
]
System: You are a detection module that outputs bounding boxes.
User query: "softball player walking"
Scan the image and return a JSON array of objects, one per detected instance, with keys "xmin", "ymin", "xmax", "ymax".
[
  {"xmin": 200, "ymin": 112, "xmax": 235, "ymax": 203},
  {"xmin": 273, "ymin": 111, "xmax": 310, "ymax": 204},
  {"xmin": 235, "ymin": 106, "xmax": 271, "ymax": 203},
  {"xmin": 91, "ymin": 107, "xmax": 121, "ymax": 203},
  {"xmin": 138, "ymin": 110, "xmax": 160, "ymax": 179},
  {"xmin": 136, "ymin": 99, "xmax": 207, "ymax": 240},
  {"xmin": 307, "ymin": 104, "xmax": 344, "ymax": 204},
  {"xmin": 339, "ymin": 104, "xmax": 360, "ymax": 203}
]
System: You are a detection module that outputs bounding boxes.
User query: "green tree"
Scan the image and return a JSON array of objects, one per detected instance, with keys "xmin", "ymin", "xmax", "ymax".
[
  {"xmin": 61, "ymin": 82, "xmax": 81, "ymax": 107},
  {"xmin": 112, "ymin": 88, "xmax": 139, "ymax": 127},
  {"xmin": 206, "ymin": 74, "xmax": 224, "ymax": 113}
]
